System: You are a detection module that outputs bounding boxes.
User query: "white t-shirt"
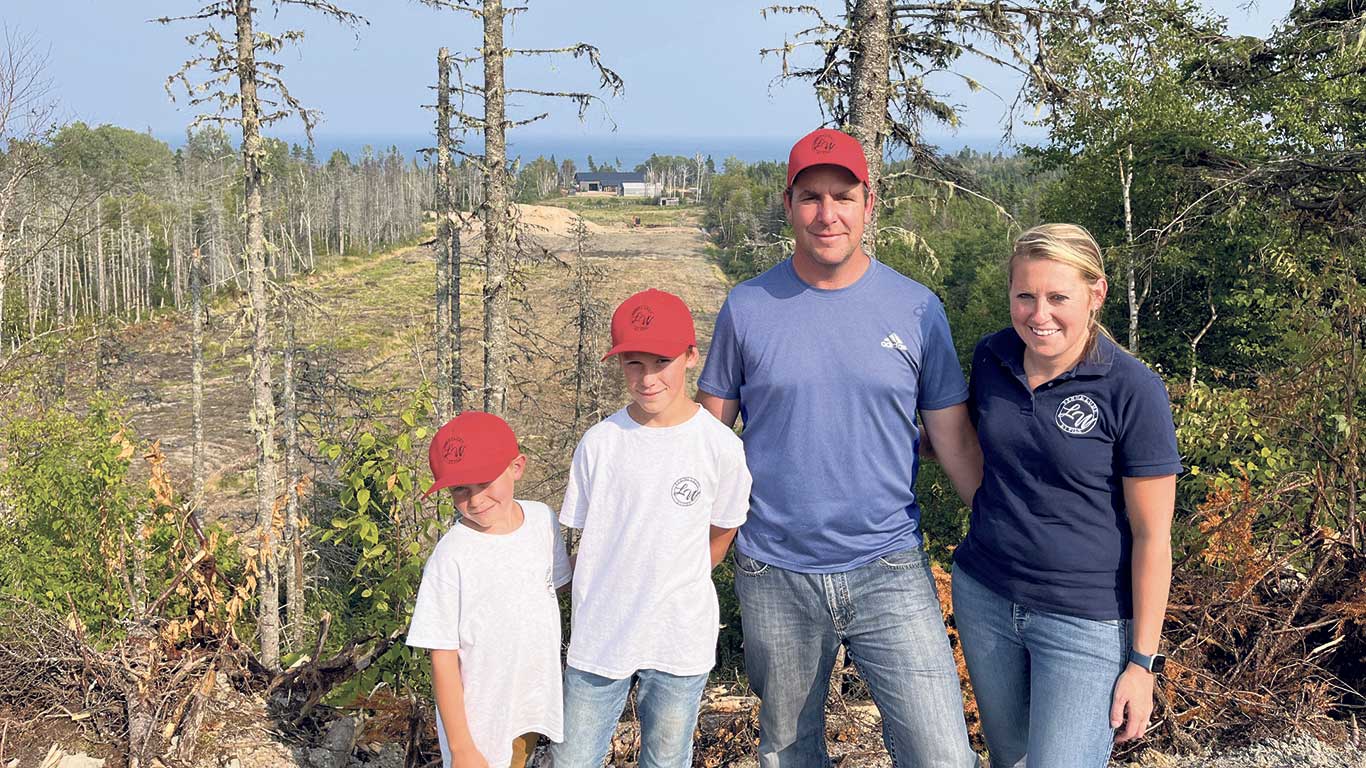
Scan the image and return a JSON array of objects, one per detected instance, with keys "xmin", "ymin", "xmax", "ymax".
[
  {"xmin": 560, "ymin": 406, "xmax": 752, "ymax": 679},
  {"xmin": 406, "ymin": 500, "xmax": 572, "ymax": 768}
]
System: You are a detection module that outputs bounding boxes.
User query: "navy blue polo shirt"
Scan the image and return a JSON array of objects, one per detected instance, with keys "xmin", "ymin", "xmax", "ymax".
[{"xmin": 954, "ymin": 329, "xmax": 1182, "ymax": 620}]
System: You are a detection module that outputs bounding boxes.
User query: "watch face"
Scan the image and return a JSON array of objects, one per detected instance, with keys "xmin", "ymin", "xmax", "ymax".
[{"xmin": 1151, "ymin": 654, "xmax": 1166, "ymax": 674}]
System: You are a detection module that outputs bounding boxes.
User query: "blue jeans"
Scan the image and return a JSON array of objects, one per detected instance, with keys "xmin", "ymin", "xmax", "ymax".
[
  {"xmin": 735, "ymin": 545, "xmax": 979, "ymax": 768},
  {"xmin": 552, "ymin": 665, "xmax": 709, "ymax": 768},
  {"xmin": 952, "ymin": 564, "xmax": 1130, "ymax": 768}
]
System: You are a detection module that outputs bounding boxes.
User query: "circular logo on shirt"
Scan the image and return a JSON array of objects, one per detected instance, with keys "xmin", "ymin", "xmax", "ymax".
[
  {"xmin": 630, "ymin": 305, "xmax": 655, "ymax": 331},
  {"xmin": 671, "ymin": 477, "xmax": 701, "ymax": 507},
  {"xmin": 1056, "ymin": 394, "xmax": 1100, "ymax": 435},
  {"xmin": 441, "ymin": 436, "xmax": 467, "ymax": 462}
]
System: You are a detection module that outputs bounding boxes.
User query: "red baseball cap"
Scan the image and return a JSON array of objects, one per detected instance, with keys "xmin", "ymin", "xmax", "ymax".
[
  {"xmin": 602, "ymin": 288, "xmax": 697, "ymax": 360},
  {"xmin": 424, "ymin": 411, "xmax": 520, "ymax": 497},
  {"xmin": 787, "ymin": 128, "xmax": 870, "ymax": 188}
]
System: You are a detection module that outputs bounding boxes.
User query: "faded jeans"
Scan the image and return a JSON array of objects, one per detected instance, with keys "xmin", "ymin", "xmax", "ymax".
[
  {"xmin": 952, "ymin": 564, "xmax": 1130, "ymax": 768},
  {"xmin": 551, "ymin": 665, "xmax": 709, "ymax": 768},
  {"xmin": 735, "ymin": 545, "xmax": 980, "ymax": 768}
]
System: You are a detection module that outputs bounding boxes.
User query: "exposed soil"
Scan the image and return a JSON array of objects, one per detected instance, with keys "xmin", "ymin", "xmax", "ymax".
[{"xmin": 48, "ymin": 204, "xmax": 724, "ymax": 530}]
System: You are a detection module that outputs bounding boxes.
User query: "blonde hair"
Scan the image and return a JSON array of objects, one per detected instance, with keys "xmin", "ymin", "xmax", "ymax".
[{"xmin": 1008, "ymin": 223, "xmax": 1115, "ymax": 360}]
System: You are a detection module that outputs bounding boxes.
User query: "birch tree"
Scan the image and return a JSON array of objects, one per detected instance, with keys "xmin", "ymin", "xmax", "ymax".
[
  {"xmin": 1029, "ymin": 0, "xmax": 1219, "ymax": 353},
  {"xmin": 157, "ymin": 0, "xmax": 364, "ymax": 671}
]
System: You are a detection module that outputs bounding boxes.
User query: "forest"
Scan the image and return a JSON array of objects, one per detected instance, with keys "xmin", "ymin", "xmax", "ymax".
[{"xmin": 0, "ymin": 0, "xmax": 1363, "ymax": 766}]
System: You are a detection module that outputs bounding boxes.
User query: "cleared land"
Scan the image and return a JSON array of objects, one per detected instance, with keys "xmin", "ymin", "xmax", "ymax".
[{"xmin": 56, "ymin": 203, "xmax": 725, "ymax": 527}]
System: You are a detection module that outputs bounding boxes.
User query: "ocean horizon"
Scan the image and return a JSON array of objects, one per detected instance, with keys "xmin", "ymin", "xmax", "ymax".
[{"xmin": 156, "ymin": 130, "xmax": 1034, "ymax": 169}]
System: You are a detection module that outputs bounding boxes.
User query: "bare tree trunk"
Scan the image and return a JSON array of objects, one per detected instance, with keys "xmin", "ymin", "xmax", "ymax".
[
  {"xmin": 1190, "ymin": 288, "xmax": 1217, "ymax": 388},
  {"xmin": 481, "ymin": 0, "xmax": 510, "ymax": 416},
  {"xmin": 435, "ymin": 48, "xmax": 455, "ymax": 422},
  {"xmin": 191, "ymin": 247, "xmax": 206, "ymax": 511},
  {"xmin": 1120, "ymin": 143, "xmax": 1138, "ymax": 352},
  {"xmin": 282, "ymin": 305, "xmax": 304, "ymax": 650},
  {"xmin": 0, "ymin": 241, "xmax": 8, "ymax": 356},
  {"xmin": 236, "ymin": 0, "xmax": 282, "ymax": 671},
  {"xmin": 847, "ymin": 0, "xmax": 892, "ymax": 242}
]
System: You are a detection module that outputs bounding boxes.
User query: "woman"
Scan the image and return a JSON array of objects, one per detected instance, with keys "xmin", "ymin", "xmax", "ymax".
[{"xmin": 952, "ymin": 224, "xmax": 1181, "ymax": 767}]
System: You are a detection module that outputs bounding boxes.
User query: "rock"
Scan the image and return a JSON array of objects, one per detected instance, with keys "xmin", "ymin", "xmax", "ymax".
[
  {"xmin": 1129, "ymin": 747, "xmax": 1179, "ymax": 767},
  {"xmin": 37, "ymin": 745, "xmax": 104, "ymax": 768},
  {"xmin": 348, "ymin": 743, "xmax": 404, "ymax": 768},
  {"xmin": 308, "ymin": 716, "xmax": 360, "ymax": 768}
]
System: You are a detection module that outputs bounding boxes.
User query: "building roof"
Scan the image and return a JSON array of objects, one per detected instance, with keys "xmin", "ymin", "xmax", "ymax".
[{"xmin": 574, "ymin": 171, "xmax": 646, "ymax": 184}]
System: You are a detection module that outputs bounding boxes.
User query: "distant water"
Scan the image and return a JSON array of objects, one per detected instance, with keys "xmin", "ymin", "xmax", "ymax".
[{"xmin": 161, "ymin": 131, "xmax": 1027, "ymax": 167}]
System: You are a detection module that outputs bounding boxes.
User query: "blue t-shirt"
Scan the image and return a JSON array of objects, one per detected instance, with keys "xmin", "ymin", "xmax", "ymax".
[
  {"xmin": 697, "ymin": 258, "xmax": 968, "ymax": 573},
  {"xmin": 954, "ymin": 329, "xmax": 1183, "ymax": 620}
]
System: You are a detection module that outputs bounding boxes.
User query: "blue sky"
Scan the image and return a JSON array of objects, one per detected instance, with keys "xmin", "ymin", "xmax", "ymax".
[{"xmin": 9, "ymin": 0, "xmax": 1288, "ymax": 154}]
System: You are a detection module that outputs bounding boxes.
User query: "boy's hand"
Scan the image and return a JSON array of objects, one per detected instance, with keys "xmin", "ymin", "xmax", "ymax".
[{"xmin": 452, "ymin": 745, "xmax": 490, "ymax": 768}]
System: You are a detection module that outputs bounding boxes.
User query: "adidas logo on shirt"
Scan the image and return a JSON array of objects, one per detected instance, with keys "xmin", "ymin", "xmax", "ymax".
[{"xmin": 880, "ymin": 332, "xmax": 908, "ymax": 351}]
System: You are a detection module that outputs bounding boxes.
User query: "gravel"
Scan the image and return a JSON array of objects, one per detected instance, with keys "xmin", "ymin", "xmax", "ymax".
[{"xmin": 1123, "ymin": 733, "xmax": 1366, "ymax": 768}]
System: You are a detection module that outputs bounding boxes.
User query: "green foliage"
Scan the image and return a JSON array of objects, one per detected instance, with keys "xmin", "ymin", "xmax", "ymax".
[
  {"xmin": 316, "ymin": 388, "xmax": 451, "ymax": 697},
  {"xmin": 50, "ymin": 122, "xmax": 176, "ymax": 191},
  {"xmin": 514, "ymin": 155, "xmax": 562, "ymax": 202},
  {"xmin": 0, "ymin": 396, "xmax": 246, "ymax": 642},
  {"xmin": 0, "ymin": 397, "xmax": 141, "ymax": 628}
]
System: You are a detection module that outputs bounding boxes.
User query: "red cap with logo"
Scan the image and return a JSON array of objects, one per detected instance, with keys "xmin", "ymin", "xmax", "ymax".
[
  {"xmin": 602, "ymin": 288, "xmax": 697, "ymax": 360},
  {"xmin": 786, "ymin": 128, "xmax": 870, "ymax": 188},
  {"xmin": 424, "ymin": 411, "xmax": 520, "ymax": 497}
]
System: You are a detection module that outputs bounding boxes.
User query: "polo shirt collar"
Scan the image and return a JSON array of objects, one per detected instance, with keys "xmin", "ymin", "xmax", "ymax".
[{"xmin": 985, "ymin": 328, "xmax": 1116, "ymax": 382}]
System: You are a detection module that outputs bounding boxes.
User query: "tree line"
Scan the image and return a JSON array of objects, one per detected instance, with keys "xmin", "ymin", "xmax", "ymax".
[{"xmin": 0, "ymin": 121, "xmax": 428, "ymax": 354}]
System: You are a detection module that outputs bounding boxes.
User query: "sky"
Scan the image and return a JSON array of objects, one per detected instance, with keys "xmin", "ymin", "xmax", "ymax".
[{"xmin": 7, "ymin": 0, "xmax": 1289, "ymax": 160}]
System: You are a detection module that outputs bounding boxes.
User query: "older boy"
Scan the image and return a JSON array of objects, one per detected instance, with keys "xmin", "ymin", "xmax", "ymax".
[
  {"xmin": 407, "ymin": 411, "xmax": 572, "ymax": 768},
  {"xmin": 553, "ymin": 289, "xmax": 753, "ymax": 768}
]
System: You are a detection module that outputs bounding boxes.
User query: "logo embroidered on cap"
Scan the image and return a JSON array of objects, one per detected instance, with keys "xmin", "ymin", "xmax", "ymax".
[
  {"xmin": 441, "ymin": 436, "xmax": 467, "ymax": 462},
  {"xmin": 880, "ymin": 332, "xmax": 908, "ymax": 352},
  {"xmin": 1056, "ymin": 394, "xmax": 1100, "ymax": 435},
  {"xmin": 813, "ymin": 135, "xmax": 836, "ymax": 154},
  {"xmin": 630, "ymin": 305, "xmax": 655, "ymax": 331},
  {"xmin": 671, "ymin": 477, "xmax": 701, "ymax": 507}
]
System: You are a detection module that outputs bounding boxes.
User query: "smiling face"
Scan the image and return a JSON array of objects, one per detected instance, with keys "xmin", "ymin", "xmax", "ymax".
[
  {"xmin": 447, "ymin": 454, "xmax": 526, "ymax": 534},
  {"xmin": 784, "ymin": 165, "xmax": 874, "ymax": 284},
  {"xmin": 619, "ymin": 347, "xmax": 700, "ymax": 427},
  {"xmin": 1009, "ymin": 256, "xmax": 1107, "ymax": 376}
]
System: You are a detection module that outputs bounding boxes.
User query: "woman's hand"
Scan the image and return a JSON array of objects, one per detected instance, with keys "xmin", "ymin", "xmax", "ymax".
[{"xmin": 1110, "ymin": 663, "xmax": 1155, "ymax": 742}]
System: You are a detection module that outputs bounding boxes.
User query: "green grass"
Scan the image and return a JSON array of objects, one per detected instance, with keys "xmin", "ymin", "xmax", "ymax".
[{"xmin": 538, "ymin": 196, "xmax": 703, "ymax": 227}]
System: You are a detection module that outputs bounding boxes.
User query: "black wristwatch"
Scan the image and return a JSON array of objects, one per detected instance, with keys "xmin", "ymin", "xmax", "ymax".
[{"xmin": 1129, "ymin": 649, "xmax": 1166, "ymax": 675}]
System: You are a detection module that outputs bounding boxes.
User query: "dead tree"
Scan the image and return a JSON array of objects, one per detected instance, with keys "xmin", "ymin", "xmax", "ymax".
[
  {"xmin": 420, "ymin": 0, "xmax": 623, "ymax": 416},
  {"xmin": 763, "ymin": 0, "xmax": 1076, "ymax": 248},
  {"xmin": 190, "ymin": 246, "xmax": 206, "ymax": 510},
  {"xmin": 432, "ymin": 47, "xmax": 462, "ymax": 420},
  {"xmin": 565, "ymin": 216, "xmax": 607, "ymax": 437},
  {"xmin": 157, "ymin": 0, "xmax": 365, "ymax": 671},
  {"xmin": 0, "ymin": 26, "xmax": 58, "ymax": 358}
]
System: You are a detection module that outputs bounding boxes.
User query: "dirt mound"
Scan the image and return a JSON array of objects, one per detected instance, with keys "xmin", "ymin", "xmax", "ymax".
[{"xmin": 515, "ymin": 204, "xmax": 608, "ymax": 236}]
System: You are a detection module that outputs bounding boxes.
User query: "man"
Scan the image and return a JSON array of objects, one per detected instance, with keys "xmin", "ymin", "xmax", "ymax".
[{"xmin": 697, "ymin": 128, "xmax": 983, "ymax": 767}]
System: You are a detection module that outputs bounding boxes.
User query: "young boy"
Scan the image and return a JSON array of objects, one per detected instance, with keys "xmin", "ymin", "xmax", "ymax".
[
  {"xmin": 552, "ymin": 288, "xmax": 753, "ymax": 768},
  {"xmin": 407, "ymin": 411, "xmax": 572, "ymax": 768}
]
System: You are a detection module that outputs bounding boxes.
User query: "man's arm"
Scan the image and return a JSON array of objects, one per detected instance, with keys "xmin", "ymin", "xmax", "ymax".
[
  {"xmin": 430, "ymin": 649, "xmax": 489, "ymax": 768},
  {"xmin": 697, "ymin": 392, "xmax": 740, "ymax": 428},
  {"xmin": 918, "ymin": 404, "xmax": 982, "ymax": 507},
  {"xmin": 709, "ymin": 525, "xmax": 739, "ymax": 568}
]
